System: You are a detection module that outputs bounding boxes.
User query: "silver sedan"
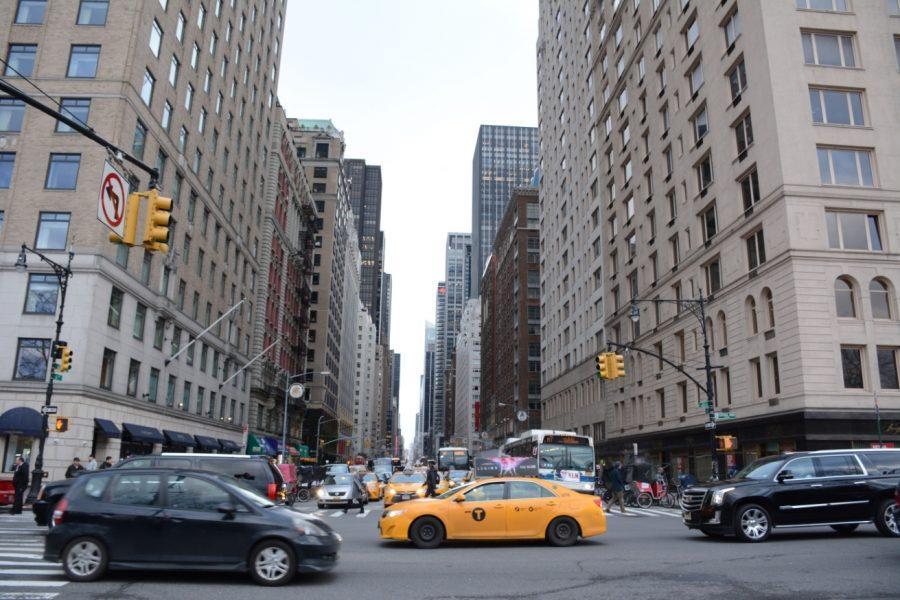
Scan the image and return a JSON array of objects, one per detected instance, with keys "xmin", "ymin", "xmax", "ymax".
[{"xmin": 316, "ymin": 474, "xmax": 366, "ymax": 509}]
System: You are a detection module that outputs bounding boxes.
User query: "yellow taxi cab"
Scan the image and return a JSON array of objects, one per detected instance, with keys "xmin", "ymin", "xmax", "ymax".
[
  {"xmin": 363, "ymin": 472, "xmax": 385, "ymax": 501},
  {"xmin": 383, "ymin": 471, "xmax": 427, "ymax": 507},
  {"xmin": 379, "ymin": 477, "xmax": 605, "ymax": 548}
]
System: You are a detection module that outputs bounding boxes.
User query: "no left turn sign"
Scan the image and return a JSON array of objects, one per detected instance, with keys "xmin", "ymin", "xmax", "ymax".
[{"xmin": 97, "ymin": 161, "xmax": 130, "ymax": 238}]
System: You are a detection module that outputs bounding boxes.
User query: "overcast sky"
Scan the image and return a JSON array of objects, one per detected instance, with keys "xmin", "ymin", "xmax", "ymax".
[{"xmin": 278, "ymin": 0, "xmax": 539, "ymax": 451}]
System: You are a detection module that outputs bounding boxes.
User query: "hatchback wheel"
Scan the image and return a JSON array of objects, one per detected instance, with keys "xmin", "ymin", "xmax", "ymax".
[
  {"xmin": 409, "ymin": 516, "xmax": 444, "ymax": 549},
  {"xmin": 249, "ymin": 540, "xmax": 295, "ymax": 586},
  {"xmin": 547, "ymin": 517, "xmax": 579, "ymax": 547},
  {"xmin": 62, "ymin": 537, "xmax": 107, "ymax": 582},
  {"xmin": 734, "ymin": 504, "xmax": 771, "ymax": 543},
  {"xmin": 875, "ymin": 499, "xmax": 900, "ymax": 538}
]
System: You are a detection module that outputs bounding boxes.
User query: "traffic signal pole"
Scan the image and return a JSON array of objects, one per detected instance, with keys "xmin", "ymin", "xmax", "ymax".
[{"xmin": 697, "ymin": 294, "xmax": 720, "ymax": 482}]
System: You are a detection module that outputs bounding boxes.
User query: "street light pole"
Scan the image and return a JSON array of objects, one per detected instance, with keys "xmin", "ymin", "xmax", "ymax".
[
  {"xmin": 315, "ymin": 416, "xmax": 340, "ymax": 465},
  {"xmin": 16, "ymin": 244, "xmax": 74, "ymax": 503},
  {"xmin": 280, "ymin": 369, "xmax": 329, "ymax": 463}
]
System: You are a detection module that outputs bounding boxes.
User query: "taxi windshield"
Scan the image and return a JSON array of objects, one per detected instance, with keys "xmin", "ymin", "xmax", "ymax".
[
  {"xmin": 390, "ymin": 473, "xmax": 425, "ymax": 484},
  {"xmin": 734, "ymin": 456, "xmax": 785, "ymax": 480},
  {"xmin": 539, "ymin": 444, "xmax": 594, "ymax": 471},
  {"xmin": 437, "ymin": 482, "xmax": 477, "ymax": 499},
  {"xmin": 324, "ymin": 474, "xmax": 354, "ymax": 485}
]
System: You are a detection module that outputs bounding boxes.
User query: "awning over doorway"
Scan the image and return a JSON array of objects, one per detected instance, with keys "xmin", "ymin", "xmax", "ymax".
[
  {"xmin": 0, "ymin": 407, "xmax": 42, "ymax": 437},
  {"xmin": 163, "ymin": 430, "xmax": 197, "ymax": 447},
  {"xmin": 94, "ymin": 418, "xmax": 121, "ymax": 438},
  {"xmin": 121, "ymin": 422, "xmax": 165, "ymax": 445},
  {"xmin": 194, "ymin": 435, "xmax": 221, "ymax": 451},
  {"xmin": 218, "ymin": 438, "xmax": 241, "ymax": 453}
]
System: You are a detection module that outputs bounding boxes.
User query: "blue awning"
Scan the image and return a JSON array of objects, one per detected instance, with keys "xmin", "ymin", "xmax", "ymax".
[
  {"xmin": 122, "ymin": 422, "xmax": 165, "ymax": 445},
  {"xmin": 163, "ymin": 430, "xmax": 197, "ymax": 447},
  {"xmin": 194, "ymin": 435, "xmax": 221, "ymax": 451},
  {"xmin": 0, "ymin": 407, "xmax": 43, "ymax": 437},
  {"xmin": 94, "ymin": 418, "xmax": 121, "ymax": 438},
  {"xmin": 218, "ymin": 438, "xmax": 240, "ymax": 453}
]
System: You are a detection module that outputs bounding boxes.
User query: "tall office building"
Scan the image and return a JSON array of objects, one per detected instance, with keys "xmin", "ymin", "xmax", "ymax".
[
  {"xmin": 380, "ymin": 271, "xmax": 392, "ymax": 346},
  {"xmin": 343, "ymin": 159, "xmax": 384, "ymax": 333},
  {"xmin": 0, "ymin": 0, "xmax": 289, "ymax": 477},
  {"xmin": 353, "ymin": 306, "xmax": 378, "ymax": 453},
  {"xmin": 432, "ymin": 233, "xmax": 471, "ymax": 445},
  {"xmin": 419, "ymin": 321, "xmax": 436, "ymax": 457},
  {"xmin": 454, "ymin": 299, "xmax": 481, "ymax": 451},
  {"xmin": 470, "ymin": 125, "xmax": 539, "ymax": 296},
  {"xmin": 537, "ymin": 0, "xmax": 900, "ymax": 476}
]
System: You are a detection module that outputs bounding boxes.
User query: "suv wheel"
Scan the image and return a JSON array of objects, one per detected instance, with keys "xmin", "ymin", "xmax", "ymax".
[
  {"xmin": 734, "ymin": 504, "xmax": 771, "ymax": 543},
  {"xmin": 874, "ymin": 499, "xmax": 900, "ymax": 538},
  {"xmin": 249, "ymin": 540, "xmax": 295, "ymax": 586},
  {"xmin": 62, "ymin": 537, "xmax": 108, "ymax": 582}
]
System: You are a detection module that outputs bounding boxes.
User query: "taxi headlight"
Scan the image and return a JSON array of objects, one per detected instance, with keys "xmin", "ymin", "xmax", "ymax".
[
  {"xmin": 711, "ymin": 487, "xmax": 735, "ymax": 506},
  {"xmin": 383, "ymin": 510, "xmax": 404, "ymax": 519},
  {"xmin": 416, "ymin": 488, "xmax": 426, "ymax": 497}
]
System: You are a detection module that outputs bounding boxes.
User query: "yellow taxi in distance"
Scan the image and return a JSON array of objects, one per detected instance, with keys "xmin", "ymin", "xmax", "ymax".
[
  {"xmin": 383, "ymin": 471, "xmax": 427, "ymax": 507},
  {"xmin": 379, "ymin": 477, "xmax": 606, "ymax": 548},
  {"xmin": 363, "ymin": 472, "xmax": 385, "ymax": 501}
]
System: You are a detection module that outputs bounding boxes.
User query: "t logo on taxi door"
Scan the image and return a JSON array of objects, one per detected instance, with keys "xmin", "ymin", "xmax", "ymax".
[{"xmin": 472, "ymin": 508, "xmax": 486, "ymax": 522}]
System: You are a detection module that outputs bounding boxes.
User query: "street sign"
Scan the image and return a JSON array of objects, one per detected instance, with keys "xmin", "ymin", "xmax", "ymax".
[
  {"xmin": 704, "ymin": 422, "xmax": 717, "ymax": 430},
  {"xmin": 714, "ymin": 412, "xmax": 736, "ymax": 420},
  {"xmin": 516, "ymin": 410, "xmax": 528, "ymax": 422},
  {"xmin": 41, "ymin": 405, "xmax": 58, "ymax": 415},
  {"xmin": 97, "ymin": 161, "xmax": 131, "ymax": 238},
  {"xmin": 52, "ymin": 374, "xmax": 63, "ymax": 381},
  {"xmin": 698, "ymin": 402, "xmax": 712, "ymax": 409},
  {"xmin": 288, "ymin": 383, "xmax": 305, "ymax": 399}
]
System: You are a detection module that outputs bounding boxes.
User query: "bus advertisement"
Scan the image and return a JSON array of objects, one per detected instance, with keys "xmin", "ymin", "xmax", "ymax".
[{"xmin": 500, "ymin": 430, "xmax": 595, "ymax": 493}]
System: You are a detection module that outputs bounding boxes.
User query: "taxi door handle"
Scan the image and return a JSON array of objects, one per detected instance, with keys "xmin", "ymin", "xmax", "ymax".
[
  {"xmin": 493, "ymin": 504, "xmax": 504, "ymax": 509},
  {"xmin": 546, "ymin": 502, "xmax": 557, "ymax": 507}
]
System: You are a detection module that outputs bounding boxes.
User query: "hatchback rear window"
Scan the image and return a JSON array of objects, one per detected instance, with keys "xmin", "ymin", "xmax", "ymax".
[
  {"xmin": 109, "ymin": 474, "xmax": 162, "ymax": 506},
  {"xmin": 79, "ymin": 475, "xmax": 111, "ymax": 500}
]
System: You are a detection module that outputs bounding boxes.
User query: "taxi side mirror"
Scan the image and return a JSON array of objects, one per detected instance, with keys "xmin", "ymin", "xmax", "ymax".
[{"xmin": 452, "ymin": 495, "xmax": 465, "ymax": 503}]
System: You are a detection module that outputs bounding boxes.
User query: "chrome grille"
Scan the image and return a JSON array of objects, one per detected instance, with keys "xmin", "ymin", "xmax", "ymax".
[{"xmin": 680, "ymin": 489, "xmax": 707, "ymax": 511}]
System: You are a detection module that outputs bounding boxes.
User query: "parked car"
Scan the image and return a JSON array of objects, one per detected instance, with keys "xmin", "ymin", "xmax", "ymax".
[
  {"xmin": 34, "ymin": 454, "xmax": 284, "ymax": 527},
  {"xmin": 680, "ymin": 448, "xmax": 900, "ymax": 542},
  {"xmin": 45, "ymin": 468, "xmax": 341, "ymax": 586}
]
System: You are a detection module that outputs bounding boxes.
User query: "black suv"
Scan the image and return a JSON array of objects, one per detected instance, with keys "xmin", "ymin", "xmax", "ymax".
[{"xmin": 681, "ymin": 449, "xmax": 900, "ymax": 542}]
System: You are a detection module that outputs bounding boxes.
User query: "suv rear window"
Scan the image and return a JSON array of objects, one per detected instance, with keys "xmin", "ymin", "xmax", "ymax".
[
  {"xmin": 118, "ymin": 457, "xmax": 154, "ymax": 469},
  {"xmin": 155, "ymin": 458, "xmax": 193, "ymax": 468},
  {"xmin": 198, "ymin": 458, "xmax": 269, "ymax": 483},
  {"xmin": 862, "ymin": 452, "xmax": 900, "ymax": 475},
  {"xmin": 815, "ymin": 455, "xmax": 863, "ymax": 477}
]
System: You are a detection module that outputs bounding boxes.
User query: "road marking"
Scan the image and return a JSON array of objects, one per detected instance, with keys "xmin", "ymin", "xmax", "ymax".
[
  {"xmin": 314, "ymin": 511, "xmax": 328, "ymax": 517},
  {"xmin": 638, "ymin": 508, "xmax": 682, "ymax": 517},
  {"xmin": 0, "ymin": 562, "xmax": 57, "ymax": 568},
  {"xmin": 605, "ymin": 511, "xmax": 638, "ymax": 517},
  {"xmin": 0, "ymin": 593, "xmax": 60, "ymax": 600},
  {"xmin": 330, "ymin": 511, "xmax": 345, "ymax": 518},
  {"xmin": 0, "ymin": 583, "xmax": 67, "ymax": 588},
  {"xmin": 0, "ymin": 570, "xmax": 65, "ymax": 576},
  {"xmin": 0, "ymin": 555, "xmax": 43, "ymax": 560},
  {"xmin": 356, "ymin": 510, "xmax": 370, "ymax": 518},
  {"xmin": 628, "ymin": 508, "xmax": 661, "ymax": 517}
]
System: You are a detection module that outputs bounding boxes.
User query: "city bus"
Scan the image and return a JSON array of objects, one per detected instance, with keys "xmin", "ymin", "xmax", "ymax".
[
  {"xmin": 437, "ymin": 447, "xmax": 470, "ymax": 471},
  {"xmin": 500, "ymin": 430, "xmax": 596, "ymax": 493}
]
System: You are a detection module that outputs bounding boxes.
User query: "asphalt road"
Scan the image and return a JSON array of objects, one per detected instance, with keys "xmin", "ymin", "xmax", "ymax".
[{"xmin": 3, "ymin": 503, "xmax": 899, "ymax": 600}]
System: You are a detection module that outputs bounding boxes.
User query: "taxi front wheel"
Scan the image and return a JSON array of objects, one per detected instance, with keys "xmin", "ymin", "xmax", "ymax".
[
  {"xmin": 409, "ymin": 516, "xmax": 444, "ymax": 549},
  {"xmin": 547, "ymin": 517, "xmax": 579, "ymax": 547}
]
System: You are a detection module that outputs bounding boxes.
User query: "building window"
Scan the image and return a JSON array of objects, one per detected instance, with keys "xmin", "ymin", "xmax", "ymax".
[
  {"xmin": 35, "ymin": 212, "xmax": 70, "ymax": 249},
  {"xmin": 878, "ymin": 347, "xmax": 899, "ymax": 389},
  {"xmin": 166, "ymin": 375, "xmax": 177, "ymax": 407},
  {"xmin": 14, "ymin": 338, "xmax": 51, "ymax": 380},
  {"xmin": 802, "ymin": 31, "xmax": 855, "ymax": 67},
  {"xmin": 161, "ymin": 101, "xmax": 172, "ymax": 131},
  {"xmin": 315, "ymin": 143, "xmax": 329, "ymax": 159},
  {"xmin": 724, "ymin": 9, "xmax": 741, "ymax": 47},
  {"xmin": 56, "ymin": 98, "xmax": 91, "ymax": 133},
  {"xmin": 45, "ymin": 154, "xmax": 80, "ymax": 189},
  {"xmin": 107, "ymin": 287, "xmax": 123, "ymax": 328},
  {"xmin": 77, "ymin": 0, "xmax": 109, "ymax": 25},
  {"xmin": 185, "ymin": 83, "xmax": 194, "ymax": 111},
  {"xmin": 692, "ymin": 105, "xmax": 708, "ymax": 143},
  {"xmin": 746, "ymin": 229, "xmax": 766, "ymax": 270},
  {"xmin": 24, "ymin": 274, "xmax": 59, "ymax": 314},
  {"xmin": 312, "ymin": 183, "xmax": 326, "ymax": 193},
  {"xmin": 734, "ymin": 113, "xmax": 754, "ymax": 156},
  {"xmin": 67, "ymin": 45, "xmax": 100, "ymax": 78},
  {"xmin": 696, "ymin": 155, "xmax": 713, "ymax": 191},
  {"xmin": 181, "ymin": 382, "xmax": 191, "ymax": 412},
  {"xmin": 739, "ymin": 168, "xmax": 760, "ymax": 212},
  {"xmin": 767, "ymin": 352, "xmax": 781, "ymax": 395},
  {"xmin": 132, "ymin": 120, "xmax": 147, "ymax": 160},
  {"xmin": 149, "ymin": 20, "xmax": 163, "ymax": 57},
  {"xmin": 5, "ymin": 44, "xmax": 37, "ymax": 77},
  {"xmin": 140, "ymin": 69, "xmax": 155, "ymax": 106},
  {"xmin": 701, "ymin": 204, "xmax": 717, "ymax": 241},
  {"xmin": 705, "ymin": 258, "xmax": 721, "ymax": 293},
  {"xmin": 870, "ymin": 279, "xmax": 892, "ymax": 319},
  {"xmin": 810, "ymin": 88, "xmax": 864, "ymax": 126},
  {"xmin": 99, "ymin": 348, "xmax": 116, "ymax": 390},
  {"xmin": 15, "ymin": 0, "xmax": 47, "ymax": 24},
  {"xmin": 168, "ymin": 56, "xmax": 180, "ymax": 87},
  {"xmin": 133, "ymin": 303, "xmax": 146, "ymax": 339},
  {"xmin": 148, "ymin": 367, "xmax": 160, "ymax": 402},
  {"xmin": 795, "ymin": 0, "xmax": 848, "ymax": 12},
  {"xmin": 727, "ymin": 58, "xmax": 747, "ymax": 101},
  {"xmin": 126, "ymin": 359, "xmax": 140, "ymax": 397},
  {"xmin": 0, "ymin": 99, "xmax": 26, "ymax": 133},
  {"xmin": 0, "ymin": 153, "xmax": 14, "ymax": 188},
  {"xmin": 684, "ymin": 16, "xmax": 699, "ymax": 50},
  {"xmin": 689, "ymin": 62, "xmax": 704, "ymax": 95},
  {"xmin": 817, "ymin": 147, "xmax": 874, "ymax": 187},
  {"xmin": 761, "ymin": 288, "xmax": 775, "ymax": 330},
  {"xmin": 746, "ymin": 296, "xmax": 759, "ymax": 335},
  {"xmin": 841, "ymin": 346, "xmax": 864, "ymax": 388},
  {"xmin": 749, "ymin": 358, "xmax": 762, "ymax": 398},
  {"xmin": 826, "ymin": 211, "xmax": 882, "ymax": 251},
  {"xmin": 834, "ymin": 276, "xmax": 857, "ymax": 318}
]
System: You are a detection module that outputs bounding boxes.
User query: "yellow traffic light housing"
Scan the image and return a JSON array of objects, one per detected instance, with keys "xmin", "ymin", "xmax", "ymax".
[
  {"xmin": 55, "ymin": 417, "xmax": 69, "ymax": 433},
  {"xmin": 142, "ymin": 189, "xmax": 172, "ymax": 253},
  {"xmin": 596, "ymin": 354, "xmax": 609, "ymax": 379},
  {"xmin": 613, "ymin": 353, "xmax": 625, "ymax": 379},
  {"xmin": 59, "ymin": 345, "xmax": 73, "ymax": 373},
  {"xmin": 109, "ymin": 192, "xmax": 141, "ymax": 246}
]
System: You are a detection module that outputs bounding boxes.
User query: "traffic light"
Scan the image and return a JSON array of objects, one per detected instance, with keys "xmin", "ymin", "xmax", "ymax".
[
  {"xmin": 596, "ymin": 353, "xmax": 609, "ymax": 379},
  {"xmin": 716, "ymin": 435, "xmax": 738, "ymax": 451},
  {"xmin": 59, "ymin": 345, "xmax": 73, "ymax": 373},
  {"xmin": 142, "ymin": 189, "xmax": 172, "ymax": 253},
  {"xmin": 109, "ymin": 192, "xmax": 142, "ymax": 246},
  {"xmin": 612, "ymin": 353, "xmax": 625, "ymax": 379},
  {"xmin": 55, "ymin": 417, "xmax": 69, "ymax": 433}
]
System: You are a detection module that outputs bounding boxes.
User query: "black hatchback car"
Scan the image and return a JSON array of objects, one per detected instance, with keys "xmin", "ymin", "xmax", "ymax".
[
  {"xmin": 681, "ymin": 449, "xmax": 900, "ymax": 542},
  {"xmin": 45, "ymin": 468, "xmax": 340, "ymax": 586}
]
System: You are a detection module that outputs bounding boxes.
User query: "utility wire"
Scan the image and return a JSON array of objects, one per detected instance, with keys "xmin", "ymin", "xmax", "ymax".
[{"xmin": 0, "ymin": 62, "xmax": 91, "ymax": 131}]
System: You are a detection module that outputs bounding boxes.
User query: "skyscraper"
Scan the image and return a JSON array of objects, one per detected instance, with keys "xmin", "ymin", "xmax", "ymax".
[
  {"xmin": 470, "ymin": 125, "xmax": 539, "ymax": 296},
  {"xmin": 343, "ymin": 159, "xmax": 384, "ymax": 333}
]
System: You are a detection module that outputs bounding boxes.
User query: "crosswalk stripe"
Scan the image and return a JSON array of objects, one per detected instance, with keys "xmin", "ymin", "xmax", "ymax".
[
  {"xmin": 627, "ymin": 508, "xmax": 660, "ymax": 517},
  {"xmin": 329, "ymin": 511, "xmax": 344, "ymax": 518},
  {"xmin": 0, "ymin": 570, "xmax": 65, "ymax": 576},
  {"xmin": 0, "ymin": 593, "xmax": 60, "ymax": 600},
  {"xmin": 0, "ymin": 582, "xmax": 67, "ymax": 588},
  {"xmin": 0, "ymin": 562, "xmax": 57, "ymax": 567},
  {"xmin": 0, "ymin": 554, "xmax": 43, "ymax": 560},
  {"xmin": 356, "ymin": 510, "xmax": 370, "ymax": 518},
  {"xmin": 638, "ymin": 508, "xmax": 681, "ymax": 517}
]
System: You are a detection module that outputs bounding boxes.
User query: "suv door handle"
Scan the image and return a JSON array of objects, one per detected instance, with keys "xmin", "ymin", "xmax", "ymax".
[
  {"xmin": 853, "ymin": 481, "xmax": 868, "ymax": 485},
  {"xmin": 809, "ymin": 484, "xmax": 823, "ymax": 488}
]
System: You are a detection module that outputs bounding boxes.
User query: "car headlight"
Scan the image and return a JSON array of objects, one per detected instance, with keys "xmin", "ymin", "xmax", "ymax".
[
  {"xmin": 711, "ymin": 487, "xmax": 735, "ymax": 506},
  {"xmin": 416, "ymin": 488, "xmax": 426, "ymax": 497},
  {"xmin": 383, "ymin": 510, "xmax": 404, "ymax": 519},
  {"xmin": 294, "ymin": 517, "xmax": 328, "ymax": 536},
  {"xmin": 316, "ymin": 488, "xmax": 326, "ymax": 499}
]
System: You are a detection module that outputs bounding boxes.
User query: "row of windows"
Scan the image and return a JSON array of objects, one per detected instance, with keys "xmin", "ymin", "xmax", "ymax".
[{"xmin": 13, "ymin": 0, "xmax": 107, "ymax": 26}]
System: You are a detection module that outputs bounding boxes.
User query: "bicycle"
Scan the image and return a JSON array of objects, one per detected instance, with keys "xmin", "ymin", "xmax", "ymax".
[{"xmin": 624, "ymin": 482, "xmax": 652, "ymax": 509}]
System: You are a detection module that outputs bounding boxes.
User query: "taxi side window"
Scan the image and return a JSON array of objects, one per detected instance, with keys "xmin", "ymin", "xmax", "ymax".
[
  {"xmin": 508, "ymin": 482, "xmax": 547, "ymax": 500},
  {"xmin": 463, "ymin": 482, "xmax": 505, "ymax": 502}
]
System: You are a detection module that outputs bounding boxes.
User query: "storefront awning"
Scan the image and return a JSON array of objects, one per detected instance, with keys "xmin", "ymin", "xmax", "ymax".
[
  {"xmin": 94, "ymin": 418, "xmax": 121, "ymax": 438},
  {"xmin": 0, "ymin": 407, "xmax": 43, "ymax": 437},
  {"xmin": 163, "ymin": 430, "xmax": 197, "ymax": 447},
  {"xmin": 122, "ymin": 422, "xmax": 165, "ymax": 445},
  {"xmin": 218, "ymin": 438, "xmax": 241, "ymax": 453},
  {"xmin": 194, "ymin": 435, "xmax": 221, "ymax": 451}
]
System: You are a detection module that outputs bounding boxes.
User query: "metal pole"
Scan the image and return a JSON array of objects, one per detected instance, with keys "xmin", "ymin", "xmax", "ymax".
[
  {"xmin": 218, "ymin": 340, "xmax": 277, "ymax": 388},
  {"xmin": 167, "ymin": 298, "xmax": 245, "ymax": 365},
  {"xmin": 315, "ymin": 415, "xmax": 324, "ymax": 465},
  {"xmin": 27, "ymin": 249, "xmax": 73, "ymax": 503},
  {"xmin": 281, "ymin": 371, "xmax": 290, "ymax": 464},
  {"xmin": 699, "ymin": 293, "xmax": 719, "ymax": 482}
]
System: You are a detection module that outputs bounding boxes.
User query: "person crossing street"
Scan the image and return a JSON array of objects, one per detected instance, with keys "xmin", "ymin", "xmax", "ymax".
[
  {"xmin": 607, "ymin": 461, "xmax": 628, "ymax": 513},
  {"xmin": 424, "ymin": 460, "xmax": 439, "ymax": 498}
]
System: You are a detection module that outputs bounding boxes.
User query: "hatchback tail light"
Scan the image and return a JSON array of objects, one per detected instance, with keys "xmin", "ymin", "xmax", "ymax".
[
  {"xmin": 52, "ymin": 498, "xmax": 68, "ymax": 527},
  {"xmin": 267, "ymin": 483, "xmax": 277, "ymax": 500}
]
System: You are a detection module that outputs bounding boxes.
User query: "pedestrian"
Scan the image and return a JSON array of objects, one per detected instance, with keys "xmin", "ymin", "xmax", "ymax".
[
  {"xmin": 425, "ymin": 460, "xmax": 439, "ymax": 498},
  {"xmin": 344, "ymin": 472, "xmax": 366, "ymax": 515},
  {"xmin": 64, "ymin": 457, "xmax": 84, "ymax": 479},
  {"xmin": 11, "ymin": 456, "xmax": 29, "ymax": 515},
  {"xmin": 607, "ymin": 461, "xmax": 627, "ymax": 513},
  {"xmin": 85, "ymin": 455, "xmax": 98, "ymax": 471},
  {"xmin": 99, "ymin": 456, "xmax": 114, "ymax": 470}
]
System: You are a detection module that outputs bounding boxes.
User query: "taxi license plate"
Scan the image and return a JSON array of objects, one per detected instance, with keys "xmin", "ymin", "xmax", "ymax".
[
  {"xmin": 683, "ymin": 512, "xmax": 693, "ymax": 522},
  {"xmin": 399, "ymin": 495, "xmax": 410, "ymax": 500}
]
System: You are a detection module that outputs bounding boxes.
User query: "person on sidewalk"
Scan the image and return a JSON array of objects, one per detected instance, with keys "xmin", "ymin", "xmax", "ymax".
[
  {"xmin": 608, "ymin": 461, "xmax": 628, "ymax": 513},
  {"xmin": 99, "ymin": 456, "xmax": 114, "ymax": 469},
  {"xmin": 65, "ymin": 457, "xmax": 84, "ymax": 479},
  {"xmin": 85, "ymin": 455, "xmax": 98, "ymax": 471},
  {"xmin": 11, "ymin": 456, "xmax": 29, "ymax": 515}
]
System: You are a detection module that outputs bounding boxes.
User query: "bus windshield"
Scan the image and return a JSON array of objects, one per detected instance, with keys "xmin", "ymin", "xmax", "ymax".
[
  {"xmin": 438, "ymin": 450, "xmax": 469, "ymax": 470},
  {"xmin": 539, "ymin": 443, "xmax": 594, "ymax": 471}
]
